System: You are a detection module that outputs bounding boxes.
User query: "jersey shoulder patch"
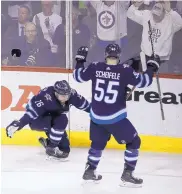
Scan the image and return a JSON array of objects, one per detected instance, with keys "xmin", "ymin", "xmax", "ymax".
[
  {"xmin": 122, "ymin": 63, "xmax": 130, "ymax": 68},
  {"xmin": 36, "ymin": 86, "xmax": 54, "ymax": 102},
  {"xmin": 92, "ymin": 61, "xmax": 99, "ymax": 66}
]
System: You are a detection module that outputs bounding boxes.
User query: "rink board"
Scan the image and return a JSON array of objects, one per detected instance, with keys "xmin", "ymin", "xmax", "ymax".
[
  {"xmin": 1, "ymin": 128, "xmax": 182, "ymax": 153},
  {"xmin": 1, "ymin": 70, "xmax": 182, "ymax": 153}
]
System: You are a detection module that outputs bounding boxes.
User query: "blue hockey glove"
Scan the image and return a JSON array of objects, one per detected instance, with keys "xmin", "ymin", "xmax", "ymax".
[
  {"xmin": 6, "ymin": 120, "xmax": 21, "ymax": 138},
  {"xmin": 75, "ymin": 46, "xmax": 88, "ymax": 63}
]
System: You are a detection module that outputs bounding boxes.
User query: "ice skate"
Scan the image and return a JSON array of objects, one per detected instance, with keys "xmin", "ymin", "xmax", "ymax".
[
  {"xmin": 46, "ymin": 146, "xmax": 69, "ymax": 161},
  {"xmin": 38, "ymin": 137, "xmax": 48, "ymax": 148},
  {"xmin": 82, "ymin": 163, "xmax": 102, "ymax": 183},
  {"xmin": 120, "ymin": 169, "xmax": 143, "ymax": 188}
]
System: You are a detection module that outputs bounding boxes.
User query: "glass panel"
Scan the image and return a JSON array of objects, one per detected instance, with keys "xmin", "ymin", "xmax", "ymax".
[
  {"xmin": 72, "ymin": 0, "xmax": 182, "ymax": 74},
  {"xmin": 1, "ymin": 0, "xmax": 66, "ymax": 68}
]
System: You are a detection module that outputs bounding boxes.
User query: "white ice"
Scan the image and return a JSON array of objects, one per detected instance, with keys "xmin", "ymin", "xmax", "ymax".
[{"xmin": 1, "ymin": 146, "xmax": 182, "ymax": 194}]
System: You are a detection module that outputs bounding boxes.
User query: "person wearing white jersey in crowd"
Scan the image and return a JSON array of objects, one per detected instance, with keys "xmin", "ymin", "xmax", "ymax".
[
  {"xmin": 33, "ymin": 0, "xmax": 62, "ymax": 54},
  {"xmin": 86, "ymin": 1, "xmax": 130, "ymax": 61},
  {"xmin": 89, "ymin": 1, "xmax": 130, "ymax": 42},
  {"xmin": 127, "ymin": 0, "xmax": 182, "ymax": 63}
]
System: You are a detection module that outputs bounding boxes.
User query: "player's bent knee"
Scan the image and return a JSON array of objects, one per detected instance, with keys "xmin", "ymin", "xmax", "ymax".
[
  {"xmin": 126, "ymin": 135, "xmax": 141, "ymax": 150},
  {"xmin": 54, "ymin": 114, "xmax": 68, "ymax": 129},
  {"xmin": 91, "ymin": 141, "xmax": 107, "ymax": 150}
]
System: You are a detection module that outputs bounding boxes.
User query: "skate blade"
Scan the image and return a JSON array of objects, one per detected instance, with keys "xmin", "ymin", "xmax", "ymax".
[
  {"xmin": 120, "ymin": 180, "xmax": 142, "ymax": 188},
  {"xmin": 81, "ymin": 179, "xmax": 101, "ymax": 186},
  {"xmin": 46, "ymin": 155, "xmax": 69, "ymax": 162}
]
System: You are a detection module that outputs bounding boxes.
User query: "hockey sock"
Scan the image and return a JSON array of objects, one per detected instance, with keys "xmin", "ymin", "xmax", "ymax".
[
  {"xmin": 87, "ymin": 148, "xmax": 102, "ymax": 170},
  {"xmin": 124, "ymin": 149, "xmax": 139, "ymax": 171},
  {"xmin": 48, "ymin": 128, "xmax": 65, "ymax": 147}
]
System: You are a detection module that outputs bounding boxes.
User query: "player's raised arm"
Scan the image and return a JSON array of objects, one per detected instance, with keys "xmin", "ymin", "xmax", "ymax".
[
  {"xmin": 69, "ymin": 89, "xmax": 90, "ymax": 113},
  {"xmin": 125, "ymin": 54, "xmax": 161, "ymax": 88},
  {"xmin": 73, "ymin": 46, "xmax": 94, "ymax": 83},
  {"xmin": 127, "ymin": 1, "xmax": 146, "ymax": 25}
]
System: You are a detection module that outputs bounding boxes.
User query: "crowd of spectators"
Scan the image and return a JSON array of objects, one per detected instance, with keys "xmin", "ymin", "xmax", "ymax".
[{"xmin": 1, "ymin": 0, "xmax": 182, "ymax": 74}]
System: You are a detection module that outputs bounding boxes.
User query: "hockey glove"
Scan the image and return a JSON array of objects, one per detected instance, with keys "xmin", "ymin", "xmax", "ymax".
[
  {"xmin": 75, "ymin": 46, "xmax": 88, "ymax": 63},
  {"xmin": 126, "ymin": 52, "xmax": 146, "ymax": 73},
  {"xmin": 6, "ymin": 120, "xmax": 21, "ymax": 138},
  {"xmin": 130, "ymin": 56, "xmax": 141, "ymax": 72},
  {"xmin": 147, "ymin": 55, "xmax": 161, "ymax": 73}
]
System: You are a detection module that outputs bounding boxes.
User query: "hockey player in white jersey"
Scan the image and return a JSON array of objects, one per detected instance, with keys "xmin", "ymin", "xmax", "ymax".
[{"xmin": 73, "ymin": 44, "xmax": 161, "ymax": 187}]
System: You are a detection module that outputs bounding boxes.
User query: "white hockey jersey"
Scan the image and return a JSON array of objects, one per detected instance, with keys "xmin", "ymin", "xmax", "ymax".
[{"xmin": 91, "ymin": 1, "xmax": 130, "ymax": 41}]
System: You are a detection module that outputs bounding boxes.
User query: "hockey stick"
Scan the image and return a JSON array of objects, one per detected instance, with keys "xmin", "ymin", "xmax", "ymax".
[
  {"xmin": 148, "ymin": 20, "xmax": 165, "ymax": 120},
  {"xmin": 126, "ymin": 86, "xmax": 136, "ymax": 100}
]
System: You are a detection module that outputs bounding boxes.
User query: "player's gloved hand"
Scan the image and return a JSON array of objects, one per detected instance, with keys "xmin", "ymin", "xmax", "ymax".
[
  {"xmin": 130, "ymin": 56, "xmax": 141, "ymax": 72},
  {"xmin": 25, "ymin": 55, "xmax": 36, "ymax": 66},
  {"xmin": 147, "ymin": 55, "xmax": 161, "ymax": 73},
  {"xmin": 75, "ymin": 46, "xmax": 88, "ymax": 63},
  {"xmin": 6, "ymin": 120, "xmax": 21, "ymax": 138}
]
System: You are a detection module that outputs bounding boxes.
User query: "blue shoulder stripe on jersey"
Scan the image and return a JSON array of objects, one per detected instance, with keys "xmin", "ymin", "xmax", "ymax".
[
  {"xmin": 136, "ymin": 74, "xmax": 144, "ymax": 88},
  {"xmin": 27, "ymin": 100, "xmax": 39, "ymax": 117},
  {"xmin": 25, "ymin": 111, "xmax": 37, "ymax": 119},
  {"xmin": 73, "ymin": 69, "xmax": 80, "ymax": 82},
  {"xmin": 82, "ymin": 103, "xmax": 90, "ymax": 111},
  {"xmin": 136, "ymin": 73, "xmax": 151, "ymax": 88},
  {"xmin": 90, "ymin": 108, "xmax": 127, "ymax": 124},
  {"xmin": 73, "ymin": 68, "xmax": 86, "ymax": 83},
  {"xmin": 77, "ymin": 68, "xmax": 86, "ymax": 82},
  {"xmin": 144, "ymin": 73, "xmax": 150, "ymax": 87},
  {"xmin": 78, "ymin": 99, "xmax": 90, "ymax": 111},
  {"xmin": 79, "ymin": 99, "xmax": 87, "ymax": 109}
]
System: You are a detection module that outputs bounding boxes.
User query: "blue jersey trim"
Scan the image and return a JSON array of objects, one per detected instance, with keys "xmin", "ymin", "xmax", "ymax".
[{"xmin": 90, "ymin": 108, "xmax": 127, "ymax": 124}]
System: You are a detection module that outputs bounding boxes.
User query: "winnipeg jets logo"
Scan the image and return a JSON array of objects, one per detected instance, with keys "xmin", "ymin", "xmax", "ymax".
[
  {"xmin": 44, "ymin": 93, "xmax": 52, "ymax": 101},
  {"xmin": 98, "ymin": 11, "xmax": 115, "ymax": 29}
]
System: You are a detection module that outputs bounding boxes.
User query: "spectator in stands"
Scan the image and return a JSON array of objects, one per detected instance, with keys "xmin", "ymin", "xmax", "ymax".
[
  {"xmin": 2, "ymin": 22, "xmax": 53, "ymax": 67},
  {"xmin": 33, "ymin": 0, "xmax": 62, "ymax": 56},
  {"xmin": 7, "ymin": 1, "xmax": 32, "ymax": 20},
  {"xmin": 3, "ymin": 5, "xmax": 31, "ymax": 41},
  {"xmin": 85, "ymin": 1, "xmax": 130, "ymax": 61},
  {"xmin": 31, "ymin": 1, "xmax": 63, "ymax": 18},
  {"xmin": 53, "ymin": 6, "xmax": 90, "ymax": 67},
  {"xmin": 2, "ymin": 5, "xmax": 32, "ymax": 62},
  {"xmin": 127, "ymin": 0, "xmax": 182, "ymax": 73}
]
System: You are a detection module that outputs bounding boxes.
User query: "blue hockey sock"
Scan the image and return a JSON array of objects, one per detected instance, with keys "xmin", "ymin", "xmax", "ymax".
[
  {"xmin": 87, "ymin": 148, "xmax": 102, "ymax": 169},
  {"xmin": 48, "ymin": 128, "xmax": 65, "ymax": 147},
  {"xmin": 124, "ymin": 149, "xmax": 139, "ymax": 171}
]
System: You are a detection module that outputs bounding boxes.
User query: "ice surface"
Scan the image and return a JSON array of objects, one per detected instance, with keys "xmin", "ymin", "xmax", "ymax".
[{"xmin": 1, "ymin": 146, "xmax": 182, "ymax": 194}]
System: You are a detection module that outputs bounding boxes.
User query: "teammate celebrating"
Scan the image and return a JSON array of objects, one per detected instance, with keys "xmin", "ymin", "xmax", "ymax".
[
  {"xmin": 73, "ymin": 44, "xmax": 160, "ymax": 187},
  {"xmin": 6, "ymin": 80, "xmax": 90, "ymax": 160}
]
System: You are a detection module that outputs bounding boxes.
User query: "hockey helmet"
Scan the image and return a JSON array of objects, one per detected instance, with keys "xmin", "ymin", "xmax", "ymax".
[
  {"xmin": 105, "ymin": 43, "xmax": 121, "ymax": 59},
  {"xmin": 54, "ymin": 80, "xmax": 71, "ymax": 97}
]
